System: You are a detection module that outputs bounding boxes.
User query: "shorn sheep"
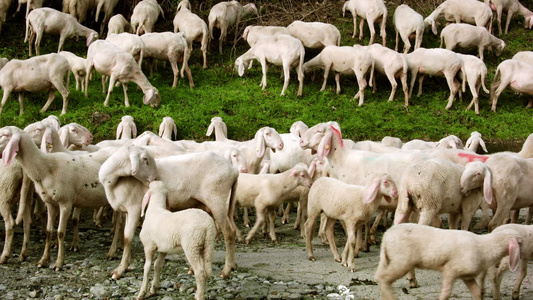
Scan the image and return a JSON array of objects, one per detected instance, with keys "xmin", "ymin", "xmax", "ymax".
[
  {"xmin": 456, "ymin": 53, "xmax": 490, "ymax": 115},
  {"xmin": 490, "ymin": 59, "xmax": 533, "ymax": 112},
  {"xmin": 485, "ymin": 0, "xmax": 533, "ymax": 35},
  {"xmin": 440, "ymin": 23, "xmax": 505, "ymax": 61},
  {"xmin": 393, "ymin": 4, "xmax": 426, "ymax": 53},
  {"xmin": 107, "ymin": 14, "xmax": 132, "ymax": 35},
  {"xmin": 235, "ymin": 34, "xmax": 305, "ymax": 96},
  {"xmin": 0, "ymin": 53, "xmax": 70, "ymax": 116},
  {"xmin": 138, "ymin": 181, "xmax": 215, "ymax": 300},
  {"xmin": 24, "ymin": 7, "xmax": 99, "ymax": 56},
  {"xmin": 342, "ymin": 0, "xmax": 387, "ymax": 46},
  {"xmin": 287, "ymin": 20, "xmax": 341, "ymax": 49},
  {"xmin": 173, "ymin": 0, "xmax": 209, "ymax": 69},
  {"xmin": 130, "ymin": 0, "xmax": 164, "ymax": 35},
  {"xmin": 242, "ymin": 25, "xmax": 289, "ymax": 47},
  {"xmin": 424, "ymin": 0, "xmax": 493, "ymax": 34},
  {"xmin": 58, "ymin": 51, "xmax": 87, "ymax": 92},
  {"xmin": 375, "ymin": 223, "xmax": 521, "ymax": 300}
]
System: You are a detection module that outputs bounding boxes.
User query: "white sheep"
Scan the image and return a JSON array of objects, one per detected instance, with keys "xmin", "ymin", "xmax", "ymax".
[
  {"xmin": 287, "ymin": 20, "xmax": 341, "ymax": 49},
  {"xmin": 235, "ymin": 34, "xmax": 305, "ymax": 96},
  {"xmin": 24, "ymin": 7, "xmax": 99, "ymax": 56},
  {"xmin": 512, "ymin": 50, "xmax": 533, "ymax": 65},
  {"xmin": 305, "ymin": 175, "xmax": 398, "ymax": 272},
  {"xmin": 268, "ymin": 121, "xmax": 315, "ymax": 174},
  {"xmin": 393, "ymin": 4, "xmax": 426, "ymax": 53},
  {"xmin": 63, "ymin": 0, "xmax": 96, "ymax": 24},
  {"xmin": 456, "ymin": 53, "xmax": 490, "ymax": 115},
  {"xmin": 404, "ymin": 48, "xmax": 465, "ymax": 110},
  {"xmin": 485, "ymin": 0, "xmax": 533, "ymax": 35},
  {"xmin": 375, "ymin": 223, "xmax": 521, "ymax": 300},
  {"xmin": 302, "ymin": 45, "xmax": 374, "ymax": 106},
  {"xmin": 130, "ymin": 0, "xmax": 164, "ymax": 35},
  {"xmin": 105, "ymin": 32, "xmax": 145, "ymax": 66},
  {"xmin": 84, "ymin": 40, "xmax": 161, "ymax": 108},
  {"xmin": 208, "ymin": 1, "xmax": 258, "ymax": 54},
  {"xmin": 465, "ymin": 131, "xmax": 488, "ymax": 153},
  {"xmin": 138, "ymin": 181, "xmax": 215, "ymax": 300},
  {"xmin": 381, "ymin": 136, "xmax": 402, "ymax": 148},
  {"xmin": 490, "ymin": 59, "xmax": 533, "ymax": 112},
  {"xmin": 342, "ymin": 0, "xmax": 387, "ymax": 46},
  {"xmin": 242, "ymin": 25, "xmax": 289, "ymax": 47},
  {"xmin": 206, "ymin": 116, "xmax": 228, "ymax": 142},
  {"xmin": 0, "ymin": 0, "xmax": 11, "ymax": 36},
  {"xmin": 107, "ymin": 14, "xmax": 133, "ymax": 35},
  {"xmin": 116, "ymin": 115, "xmax": 137, "ymax": 140},
  {"xmin": 158, "ymin": 116, "xmax": 177, "ymax": 140},
  {"xmin": 440, "ymin": 23, "xmax": 505, "ymax": 61},
  {"xmin": 58, "ymin": 51, "xmax": 87, "ymax": 92},
  {"xmin": 140, "ymin": 32, "xmax": 194, "ymax": 89},
  {"xmin": 0, "ymin": 53, "xmax": 70, "ymax": 116},
  {"xmin": 365, "ymin": 43, "xmax": 408, "ymax": 105},
  {"xmin": 424, "ymin": 0, "xmax": 493, "ymax": 34},
  {"xmin": 173, "ymin": 0, "xmax": 209, "ymax": 69},
  {"xmin": 15, "ymin": 0, "xmax": 43, "ymax": 19},
  {"xmin": 94, "ymin": 0, "xmax": 120, "ymax": 35}
]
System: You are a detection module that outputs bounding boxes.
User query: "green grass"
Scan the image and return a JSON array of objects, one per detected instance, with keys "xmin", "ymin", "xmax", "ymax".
[{"xmin": 0, "ymin": 0, "xmax": 532, "ymax": 147}]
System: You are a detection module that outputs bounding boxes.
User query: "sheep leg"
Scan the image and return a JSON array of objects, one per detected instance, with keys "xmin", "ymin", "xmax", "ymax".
[
  {"xmin": 408, "ymin": 70, "xmax": 418, "ymax": 99},
  {"xmin": 40, "ymin": 89, "xmax": 58, "ymax": 114},
  {"xmin": 18, "ymin": 179, "xmax": 34, "ymax": 262},
  {"xmin": 527, "ymin": 206, "xmax": 533, "ymax": 224},
  {"xmin": 57, "ymin": 35, "xmax": 67, "ymax": 53},
  {"xmin": 380, "ymin": 17, "xmax": 386, "ymax": 47},
  {"xmin": 335, "ymin": 73, "xmax": 341, "ymax": 94},
  {"xmin": 243, "ymin": 207, "xmax": 250, "ymax": 228},
  {"xmin": 211, "ymin": 211, "xmax": 237, "ymax": 278},
  {"xmin": 400, "ymin": 69, "xmax": 409, "ymax": 106},
  {"xmin": 138, "ymin": 245, "xmax": 156, "ymax": 300},
  {"xmin": 369, "ymin": 209, "xmax": 385, "ymax": 244},
  {"xmin": 318, "ymin": 212, "xmax": 328, "ymax": 244},
  {"xmin": 354, "ymin": 70, "xmax": 367, "ymax": 106},
  {"xmin": 267, "ymin": 209, "xmax": 278, "ymax": 243},
  {"xmin": 510, "ymin": 209, "xmax": 520, "ymax": 223},
  {"xmin": 416, "ymin": 74, "xmax": 425, "ymax": 97},
  {"xmin": 122, "ymin": 83, "xmax": 130, "ymax": 107},
  {"xmin": 111, "ymin": 208, "xmax": 140, "ymax": 279},
  {"xmin": 385, "ymin": 71, "xmax": 398, "ymax": 102},
  {"xmin": 53, "ymin": 203, "xmax": 73, "ymax": 271},
  {"xmin": 444, "ymin": 71, "xmax": 458, "ymax": 110},
  {"xmin": 395, "ymin": 30, "xmax": 399, "ymax": 52},
  {"xmin": 320, "ymin": 64, "xmax": 332, "ymax": 92},
  {"xmin": 367, "ymin": 18, "xmax": 376, "ymax": 45},
  {"xmin": 245, "ymin": 205, "xmax": 266, "ymax": 244},
  {"xmin": 28, "ymin": 30, "xmax": 35, "ymax": 57},
  {"xmin": 107, "ymin": 211, "xmax": 124, "ymax": 258},
  {"xmin": 280, "ymin": 62, "xmax": 291, "ymax": 96},
  {"xmin": 34, "ymin": 31, "xmax": 42, "ymax": 56},
  {"xmin": 69, "ymin": 207, "xmax": 81, "ymax": 252},
  {"xmin": 462, "ymin": 278, "xmax": 482, "ymax": 300},
  {"xmin": 511, "ymin": 258, "xmax": 528, "ymax": 300},
  {"xmin": 361, "ymin": 221, "xmax": 370, "ymax": 252},
  {"xmin": 259, "ymin": 57, "xmax": 268, "ymax": 90},
  {"xmin": 352, "ymin": 14, "xmax": 357, "ymax": 38},
  {"xmin": 281, "ymin": 202, "xmax": 291, "ymax": 224},
  {"xmin": 358, "ymin": 18, "xmax": 365, "ymax": 40},
  {"xmin": 304, "ymin": 212, "xmax": 319, "ymax": 261},
  {"xmin": 37, "ymin": 202, "xmax": 58, "ymax": 268},
  {"xmin": 504, "ymin": 9, "xmax": 514, "ymax": 35},
  {"xmin": 103, "ymin": 74, "xmax": 117, "ymax": 107},
  {"xmin": 341, "ymin": 222, "xmax": 356, "ymax": 271},
  {"xmin": 490, "ymin": 260, "xmax": 506, "ymax": 300},
  {"xmin": 0, "ymin": 200, "xmax": 14, "ymax": 264},
  {"xmin": 170, "ymin": 58, "xmax": 179, "ymax": 88},
  {"xmin": 149, "ymin": 252, "xmax": 167, "ymax": 296},
  {"xmin": 490, "ymin": 81, "xmax": 506, "ymax": 112},
  {"xmin": 17, "ymin": 92, "xmax": 25, "ymax": 116},
  {"xmin": 325, "ymin": 217, "xmax": 341, "ymax": 262}
]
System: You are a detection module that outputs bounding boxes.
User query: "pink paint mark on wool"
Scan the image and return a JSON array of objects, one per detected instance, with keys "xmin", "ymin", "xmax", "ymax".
[{"xmin": 457, "ymin": 152, "xmax": 489, "ymax": 163}]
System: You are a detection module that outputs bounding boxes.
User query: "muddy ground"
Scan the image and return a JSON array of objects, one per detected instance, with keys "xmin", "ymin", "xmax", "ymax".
[{"xmin": 1, "ymin": 209, "xmax": 533, "ymax": 299}]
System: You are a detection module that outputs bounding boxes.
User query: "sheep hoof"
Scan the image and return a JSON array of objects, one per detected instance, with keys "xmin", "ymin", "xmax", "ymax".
[
  {"xmin": 70, "ymin": 245, "xmax": 80, "ymax": 252},
  {"xmin": 350, "ymin": 268, "xmax": 356, "ymax": 273},
  {"xmin": 308, "ymin": 256, "xmax": 315, "ymax": 262},
  {"xmin": 272, "ymin": 240, "xmax": 279, "ymax": 244}
]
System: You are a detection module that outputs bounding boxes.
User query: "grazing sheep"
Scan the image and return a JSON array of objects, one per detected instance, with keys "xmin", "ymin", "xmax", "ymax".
[
  {"xmin": 94, "ymin": 0, "xmax": 120, "ymax": 35},
  {"xmin": 305, "ymin": 175, "xmax": 397, "ymax": 272},
  {"xmin": 0, "ymin": 53, "xmax": 70, "ymax": 116},
  {"xmin": 58, "ymin": 51, "xmax": 87, "ymax": 92},
  {"xmin": 342, "ymin": 0, "xmax": 387, "ymax": 46},
  {"xmin": 138, "ymin": 181, "xmax": 215, "ymax": 300},
  {"xmin": 440, "ymin": 23, "xmax": 505, "ymax": 61},
  {"xmin": 24, "ymin": 7, "xmax": 99, "ymax": 56},
  {"xmin": 107, "ymin": 14, "xmax": 133, "ymax": 35},
  {"xmin": 393, "ymin": 4, "xmax": 426, "ymax": 53},
  {"xmin": 490, "ymin": 59, "xmax": 533, "ymax": 112},
  {"xmin": 84, "ymin": 40, "xmax": 161, "ymax": 108},
  {"xmin": 453, "ymin": 54, "xmax": 490, "ymax": 115},
  {"xmin": 465, "ymin": 131, "xmax": 488, "ymax": 153},
  {"xmin": 242, "ymin": 25, "xmax": 289, "ymax": 47},
  {"xmin": 116, "ymin": 115, "xmax": 137, "ymax": 140},
  {"xmin": 208, "ymin": 1, "xmax": 258, "ymax": 54},
  {"xmin": 235, "ymin": 34, "xmax": 305, "ymax": 96},
  {"xmin": 485, "ymin": 0, "xmax": 533, "ymax": 35},
  {"xmin": 173, "ymin": 0, "xmax": 209, "ymax": 69},
  {"xmin": 105, "ymin": 32, "xmax": 146, "ymax": 66},
  {"xmin": 303, "ymin": 45, "xmax": 374, "ymax": 106},
  {"xmin": 158, "ymin": 116, "xmax": 177, "ymax": 140},
  {"xmin": 130, "ymin": 0, "xmax": 164, "ymax": 35},
  {"xmin": 287, "ymin": 20, "xmax": 341, "ymax": 49},
  {"xmin": 375, "ymin": 223, "xmax": 521, "ymax": 300},
  {"xmin": 424, "ymin": 0, "xmax": 493, "ymax": 34}
]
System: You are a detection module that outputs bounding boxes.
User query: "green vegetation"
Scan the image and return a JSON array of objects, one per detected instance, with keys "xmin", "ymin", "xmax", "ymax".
[{"xmin": 0, "ymin": 0, "xmax": 532, "ymax": 146}]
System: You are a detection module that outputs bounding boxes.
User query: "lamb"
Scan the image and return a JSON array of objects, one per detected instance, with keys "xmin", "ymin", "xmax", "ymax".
[
  {"xmin": 116, "ymin": 115, "xmax": 137, "ymax": 140},
  {"xmin": 58, "ymin": 51, "xmax": 87, "ymax": 92},
  {"xmin": 287, "ymin": 20, "xmax": 341, "ymax": 49},
  {"xmin": 173, "ymin": 0, "xmax": 209, "ymax": 69},
  {"xmin": 455, "ymin": 54, "xmax": 490, "ymax": 115},
  {"xmin": 403, "ymin": 48, "xmax": 465, "ymax": 111},
  {"xmin": 374, "ymin": 223, "xmax": 521, "ymax": 300},
  {"xmin": 242, "ymin": 25, "xmax": 289, "ymax": 47},
  {"xmin": 105, "ymin": 32, "xmax": 146, "ymax": 66},
  {"xmin": 84, "ymin": 40, "xmax": 161, "ymax": 108},
  {"xmin": 305, "ymin": 175, "xmax": 398, "ymax": 272},
  {"xmin": 140, "ymin": 32, "xmax": 194, "ymax": 89},
  {"xmin": 342, "ymin": 0, "xmax": 387, "ymax": 46},
  {"xmin": 208, "ymin": 1, "xmax": 258, "ymax": 54},
  {"xmin": 302, "ymin": 45, "xmax": 374, "ymax": 106},
  {"xmin": 0, "ymin": 53, "xmax": 70, "ymax": 116},
  {"xmin": 158, "ymin": 116, "xmax": 177, "ymax": 140},
  {"xmin": 424, "ymin": 0, "xmax": 493, "ymax": 34},
  {"xmin": 490, "ymin": 59, "xmax": 533, "ymax": 112},
  {"xmin": 24, "ymin": 7, "xmax": 99, "ymax": 56},
  {"xmin": 465, "ymin": 131, "xmax": 488, "ymax": 153},
  {"xmin": 235, "ymin": 34, "xmax": 305, "ymax": 96},
  {"xmin": 393, "ymin": 4, "xmax": 426, "ymax": 53},
  {"xmin": 130, "ymin": 0, "xmax": 164, "ymax": 35},
  {"xmin": 440, "ymin": 23, "xmax": 505, "ymax": 61},
  {"xmin": 107, "ymin": 14, "xmax": 133, "ymax": 35},
  {"xmin": 137, "ymin": 181, "xmax": 215, "ymax": 300},
  {"xmin": 485, "ymin": 0, "xmax": 533, "ymax": 35}
]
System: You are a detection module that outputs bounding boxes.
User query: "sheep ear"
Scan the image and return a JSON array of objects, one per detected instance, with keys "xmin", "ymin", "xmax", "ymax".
[
  {"xmin": 483, "ymin": 166, "xmax": 493, "ymax": 205},
  {"xmin": 289, "ymin": 170, "xmax": 298, "ymax": 177},
  {"xmin": 132, "ymin": 123, "xmax": 137, "ymax": 138},
  {"xmin": 307, "ymin": 161, "xmax": 316, "ymax": 178},
  {"xmin": 141, "ymin": 192, "xmax": 150, "ymax": 218},
  {"xmin": 330, "ymin": 125, "xmax": 343, "ymax": 147},
  {"xmin": 129, "ymin": 151, "xmax": 140, "ymax": 176},
  {"xmin": 158, "ymin": 122, "xmax": 165, "ymax": 137},
  {"xmin": 480, "ymin": 139, "xmax": 488, "ymax": 153},
  {"xmin": 238, "ymin": 61, "xmax": 245, "ymax": 77},
  {"xmin": 363, "ymin": 178, "xmax": 381, "ymax": 204},
  {"xmin": 256, "ymin": 129, "xmax": 266, "ymax": 157},
  {"xmin": 116, "ymin": 123, "xmax": 123, "ymax": 140},
  {"xmin": 431, "ymin": 20, "xmax": 437, "ymax": 35},
  {"xmin": 509, "ymin": 237, "xmax": 521, "ymax": 272},
  {"xmin": 206, "ymin": 123, "xmax": 214, "ymax": 137},
  {"xmin": 223, "ymin": 122, "xmax": 228, "ymax": 138},
  {"xmin": 40, "ymin": 128, "xmax": 53, "ymax": 153},
  {"xmin": 3, "ymin": 134, "xmax": 20, "ymax": 165},
  {"xmin": 172, "ymin": 123, "xmax": 177, "ymax": 140},
  {"xmin": 317, "ymin": 129, "xmax": 333, "ymax": 161},
  {"xmin": 58, "ymin": 127, "xmax": 69, "ymax": 148}
]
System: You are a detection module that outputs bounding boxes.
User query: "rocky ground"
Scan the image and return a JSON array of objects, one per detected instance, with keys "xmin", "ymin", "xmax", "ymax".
[{"xmin": 1, "ymin": 209, "xmax": 533, "ymax": 300}]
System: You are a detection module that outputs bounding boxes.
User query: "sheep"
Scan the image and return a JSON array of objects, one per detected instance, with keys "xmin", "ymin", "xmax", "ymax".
[
  {"xmin": 158, "ymin": 116, "xmax": 177, "ymax": 140},
  {"xmin": 342, "ymin": 0, "xmax": 387, "ymax": 46},
  {"xmin": 0, "ymin": 126, "xmax": 110, "ymax": 270},
  {"xmin": 208, "ymin": 1, "xmax": 258, "ymax": 54},
  {"xmin": 84, "ymin": 40, "xmax": 161, "ymax": 108},
  {"xmin": 286, "ymin": 20, "xmax": 341, "ymax": 49},
  {"xmin": 490, "ymin": 59, "xmax": 533, "ymax": 112},
  {"xmin": 393, "ymin": 4, "xmax": 426, "ymax": 53},
  {"xmin": 440, "ymin": 23, "xmax": 505, "ymax": 61},
  {"xmin": 242, "ymin": 25, "xmax": 289, "ymax": 47},
  {"xmin": 24, "ymin": 7, "xmax": 99, "ymax": 57},
  {"xmin": 130, "ymin": 0, "xmax": 164, "ymax": 35},
  {"xmin": 116, "ymin": 115, "xmax": 137, "ymax": 140},
  {"xmin": 107, "ymin": 14, "xmax": 133, "ymax": 35},
  {"xmin": 302, "ymin": 45, "xmax": 374, "ymax": 106},
  {"xmin": 140, "ymin": 32, "xmax": 194, "ymax": 89},
  {"xmin": 234, "ymin": 163, "xmax": 313, "ymax": 244},
  {"xmin": 0, "ymin": 53, "xmax": 70, "ymax": 116},
  {"xmin": 456, "ymin": 53, "xmax": 490, "ymax": 115},
  {"xmin": 235, "ymin": 34, "xmax": 305, "ymax": 96},
  {"xmin": 268, "ymin": 121, "xmax": 315, "ymax": 174},
  {"xmin": 400, "ymin": 135, "xmax": 464, "ymax": 151},
  {"xmin": 137, "ymin": 181, "xmax": 215, "ymax": 300},
  {"xmin": 206, "ymin": 116, "xmax": 228, "ymax": 142},
  {"xmin": 173, "ymin": 0, "xmax": 209, "ymax": 69},
  {"xmin": 105, "ymin": 32, "xmax": 146, "ymax": 66},
  {"xmin": 403, "ymin": 48, "xmax": 465, "ymax": 111},
  {"xmin": 15, "ymin": 0, "xmax": 43, "ymax": 19},
  {"xmin": 94, "ymin": 0, "xmax": 120, "ymax": 36},
  {"xmin": 512, "ymin": 50, "xmax": 533, "ymax": 65},
  {"xmin": 58, "ymin": 51, "xmax": 87, "ymax": 92},
  {"xmin": 424, "ymin": 0, "xmax": 493, "ymax": 34},
  {"xmin": 381, "ymin": 136, "xmax": 402, "ymax": 148},
  {"xmin": 305, "ymin": 175, "xmax": 398, "ymax": 272},
  {"xmin": 365, "ymin": 43, "xmax": 409, "ymax": 105},
  {"xmin": 98, "ymin": 146, "xmax": 239, "ymax": 279},
  {"xmin": 0, "ymin": 57, "xmax": 8, "ymax": 70},
  {"xmin": 374, "ymin": 223, "xmax": 521, "ymax": 300},
  {"xmin": 465, "ymin": 131, "xmax": 488, "ymax": 153},
  {"xmin": 63, "ymin": 0, "xmax": 97, "ymax": 24},
  {"xmin": 0, "ymin": 0, "xmax": 11, "ymax": 37},
  {"xmin": 485, "ymin": 0, "xmax": 533, "ymax": 35}
]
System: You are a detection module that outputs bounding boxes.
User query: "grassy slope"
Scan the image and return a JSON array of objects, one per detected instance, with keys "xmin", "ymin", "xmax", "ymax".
[{"xmin": 0, "ymin": 0, "xmax": 532, "ymax": 146}]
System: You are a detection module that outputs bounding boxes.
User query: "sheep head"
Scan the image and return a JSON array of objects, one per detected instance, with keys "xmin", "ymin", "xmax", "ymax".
[
  {"xmin": 143, "ymin": 88, "xmax": 161, "ymax": 108},
  {"xmin": 0, "ymin": 127, "xmax": 21, "ymax": 165},
  {"xmin": 460, "ymin": 161, "xmax": 492, "ymax": 205},
  {"xmin": 86, "ymin": 31, "xmax": 99, "ymax": 47}
]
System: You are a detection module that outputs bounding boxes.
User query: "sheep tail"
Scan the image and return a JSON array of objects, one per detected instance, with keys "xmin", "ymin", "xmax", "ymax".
[
  {"xmin": 203, "ymin": 225, "xmax": 215, "ymax": 279},
  {"xmin": 95, "ymin": 0, "xmax": 104, "ymax": 22},
  {"xmin": 461, "ymin": 64, "xmax": 466, "ymax": 93},
  {"xmin": 368, "ymin": 58, "xmax": 375, "ymax": 88},
  {"xmin": 24, "ymin": 13, "xmax": 30, "ymax": 43},
  {"xmin": 439, "ymin": 34, "xmax": 444, "ymax": 48},
  {"xmin": 208, "ymin": 16, "xmax": 215, "ymax": 40},
  {"xmin": 481, "ymin": 69, "xmax": 490, "ymax": 94}
]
